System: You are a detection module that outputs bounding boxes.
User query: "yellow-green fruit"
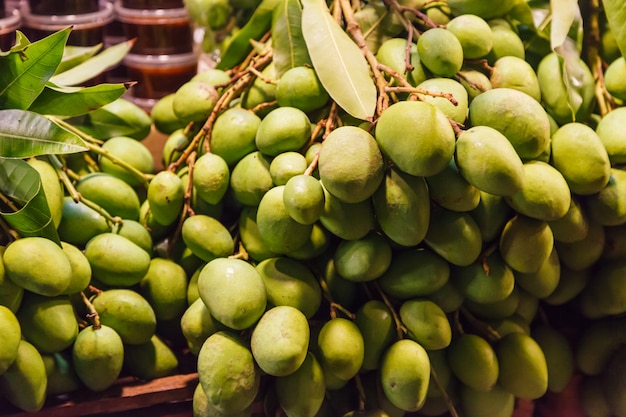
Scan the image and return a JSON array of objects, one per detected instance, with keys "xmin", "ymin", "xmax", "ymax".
[
  {"xmin": 87, "ymin": 97, "xmax": 152, "ymax": 140},
  {"xmin": 486, "ymin": 25, "xmax": 525, "ymax": 64},
  {"xmin": 150, "ymin": 93, "xmax": 188, "ymax": 134},
  {"xmin": 317, "ymin": 318, "xmax": 364, "ymax": 381},
  {"xmin": 499, "ymin": 215, "xmax": 554, "ymax": 273},
  {"xmin": 575, "ymin": 316, "xmax": 626, "ymax": 376},
  {"xmin": 114, "ymin": 219, "xmax": 153, "ymax": 256},
  {"xmin": 276, "ymin": 66, "xmax": 329, "ymax": 112},
  {"xmin": 551, "ymin": 122, "xmax": 611, "ymax": 195},
  {"xmin": 375, "ymin": 100, "xmax": 455, "ymax": 177},
  {"xmin": 447, "ymin": 0, "xmax": 515, "ymax": 19},
  {"xmin": 490, "ymin": 56, "xmax": 541, "ymax": 101},
  {"xmin": 17, "ymin": 293, "xmax": 78, "ymax": 354},
  {"xmin": 585, "ymin": 168, "xmax": 626, "ymax": 226},
  {"xmin": 555, "ymin": 219, "xmax": 605, "ymax": 271},
  {"xmin": 238, "ymin": 206, "xmax": 279, "ymax": 262},
  {"xmin": 198, "ymin": 331, "xmax": 260, "ymax": 414},
  {"xmin": 3, "ymin": 236, "xmax": 72, "ymax": 296},
  {"xmin": 417, "ymin": 28, "xmax": 464, "ymax": 77},
  {"xmin": 147, "ymin": 170, "xmax": 185, "ymax": 226},
  {"xmin": 320, "ymin": 182, "xmax": 375, "ymax": 240},
  {"xmin": 57, "ymin": 197, "xmax": 111, "ymax": 247},
  {"xmin": 75, "ymin": 172, "xmax": 141, "ymax": 220},
  {"xmin": 455, "ymin": 125, "xmax": 525, "ymax": 196},
  {"xmin": 255, "ymin": 106, "xmax": 311, "ymax": 157},
  {"xmin": 318, "ymin": 126, "xmax": 384, "ymax": 203},
  {"xmin": 275, "ymin": 352, "xmax": 325, "ymax": 417},
  {"xmin": 0, "ymin": 340, "xmax": 46, "ymax": 412},
  {"xmin": 28, "ymin": 158, "xmax": 63, "ymax": 228},
  {"xmin": 596, "ymin": 107, "xmax": 626, "ymax": 164},
  {"xmin": 283, "ymin": 174, "xmax": 325, "ymax": 225},
  {"xmin": 241, "ymin": 63, "xmax": 277, "ymax": 114},
  {"xmin": 495, "ymin": 332, "xmax": 548, "ymax": 399},
  {"xmin": 378, "ymin": 248, "xmax": 449, "ymax": 299},
  {"xmin": 427, "ymin": 280, "xmax": 465, "ymax": 313},
  {"xmin": 42, "ymin": 352, "xmax": 80, "ymax": 396},
  {"xmin": 451, "ymin": 252, "xmax": 515, "ymax": 303},
  {"xmin": 426, "ymin": 158, "xmax": 480, "ymax": 212},
  {"xmin": 458, "ymin": 68, "xmax": 493, "ymax": 102},
  {"xmin": 181, "ymin": 298, "xmax": 220, "ymax": 355},
  {"xmin": 92, "ymin": 289, "xmax": 157, "ymax": 345},
  {"xmin": 399, "ymin": 299, "xmax": 451, "ymax": 350},
  {"xmin": 210, "ymin": 108, "xmax": 261, "ymax": 166},
  {"xmin": 198, "ymin": 258, "xmax": 266, "ymax": 330},
  {"xmin": 0, "ymin": 247, "xmax": 23, "ymax": 313},
  {"xmin": 251, "ymin": 306, "xmax": 310, "ymax": 376},
  {"xmin": 193, "ymin": 382, "xmax": 253, "ymax": 417},
  {"xmin": 547, "ymin": 197, "xmax": 589, "ymax": 243},
  {"xmin": 470, "ymin": 191, "xmax": 513, "ymax": 243},
  {"xmin": 372, "ymin": 167, "xmax": 430, "ymax": 247},
  {"xmin": 229, "ymin": 151, "xmax": 274, "ymax": 206},
  {"xmin": 287, "ymin": 222, "xmax": 330, "ymax": 261},
  {"xmin": 579, "ymin": 259, "xmax": 626, "ymax": 318},
  {"xmin": 269, "ymin": 151, "xmax": 307, "ymax": 186},
  {"xmin": 193, "ymin": 153, "xmax": 230, "ymax": 204},
  {"xmin": 60, "ymin": 242, "xmax": 91, "ymax": 294},
  {"xmin": 380, "ymin": 339, "xmax": 430, "ymax": 411},
  {"xmin": 424, "ymin": 208, "xmax": 482, "ymax": 267},
  {"xmin": 354, "ymin": 300, "xmax": 395, "ymax": 371},
  {"xmin": 85, "ymin": 232, "xmax": 151, "ymax": 287},
  {"xmin": 505, "ymin": 161, "xmax": 571, "ymax": 221},
  {"xmin": 255, "ymin": 257, "xmax": 321, "ymax": 319},
  {"xmin": 531, "ymin": 325, "xmax": 574, "ymax": 393},
  {"xmin": 173, "ymin": 80, "xmax": 220, "ymax": 123},
  {"xmin": 543, "ymin": 266, "xmax": 589, "ymax": 306},
  {"xmin": 459, "ymin": 384, "xmax": 515, "ymax": 417},
  {"xmin": 416, "ymin": 77, "xmax": 469, "ymax": 124},
  {"xmin": 537, "ymin": 52, "xmax": 596, "ymax": 125},
  {"xmin": 447, "ymin": 14, "xmax": 493, "ymax": 59},
  {"xmin": 334, "ymin": 233, "xmax": 392, "ymax": 282},
  {"xmin": 465, "ymin": 285, "xmax": 519, "ymax": 319},
  {"xmin": 256, "ymin": 185, "xmax": 313, "ymax": 254},
  {"xmin": 448, "ymin": 333, "xmax": 499, "ymax": 392},
  {"xmin": 182, "ymin": 214, "xmax": 234, "ymax": 262},
  {"xmin": 602, "ymin": 345, "xmax": 626, "ymax": 416},
  {"xmin": 124, "ymin": 335, "xmax": 179, "ymax": 380},
  {"xmin": 375, "ymin": 38, "xmax": 427, "ymax": 86},
  {"xmin": 72, "ymin": 325, "xmax": 124, "ymax": 392},
  {"xmin": 140, "ymin": 258, "xmax": 188, "ymax": 321},
  {"xmin": 184, "ymin": 0, "xmax": 231, "ymax": 30},
  {"xmin": 99, "ymin": 136, "xmax": 154, "ymax": 187},
  {"xmin": 0, "ymin": 305, "xmax": 20, "ymax": 375},
  {"xmin": 469, "ymin": 87, "xmax": 550, "ymax": 160}
]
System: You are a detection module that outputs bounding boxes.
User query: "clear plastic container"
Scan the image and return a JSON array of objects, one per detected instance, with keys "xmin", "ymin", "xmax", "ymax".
[
  {"xmin": 123, "ymin": 52, "xmax": 198, "ymax": 110},
  {"xmin": 20, "ymin": 1, "xmax": 114, "ymax": 46},
  {"xmin": 121, "ymin": 0, "xmax": 183, "ymax": 9},
  {"xmin": 27, "ymin": 0, "xmax": 100, "ymax": 15},
  {"xmin": 114, "ymin": 1, "xmax": 193, "ymax": 55},
  {"xmin": 0, "ymin": 8, "xmax": 20, "ymax": 51}
]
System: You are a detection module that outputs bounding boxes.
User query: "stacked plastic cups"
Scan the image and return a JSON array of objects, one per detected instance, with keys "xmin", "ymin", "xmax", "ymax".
[
  {"xmin": 113, "ymin": 0, "xmax": 198, "ymax": 110},
  {"xmin": 20, "ymin": 0, "xmax": 114, "ymax": 47},
  {"xmin": 0, "ymin": 0, "xmax": 21, "ymax": 51}
]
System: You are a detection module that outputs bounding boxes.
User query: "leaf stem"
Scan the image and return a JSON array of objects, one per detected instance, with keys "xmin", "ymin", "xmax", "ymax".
[
  {"xmin": 373, "ymin": 281, "xmax": 407, "ymax": 340},
  {"xmin": 81, "ymin": 291, "xmax": 101, "ymax": 329},
  {"xmin": 84, "ymin": 142, "xmax": 154, "ymax": 186}
]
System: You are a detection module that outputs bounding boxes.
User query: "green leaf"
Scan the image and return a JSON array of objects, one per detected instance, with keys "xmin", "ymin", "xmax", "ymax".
[
  {"xmin": 301, "ymin": 0, "xmax": 377, "ymax": 120},
  {"xmin": 216, "ymin": 0, "xmax": 282, "ymax": 70},
  {"xmin": 0, "ymin": 109, "xmax": 88, "ymax": 157},
  {"xmin": 604, "ymin": 0, "xmax": 626, "ymax": 59},
  {"xmin": 0, "ymin": 158, "xmax": 60, "ymax": 244},
  {"xmin": 68, "ymin": 98, "xmax": 153, "ymax": 140},
  {"xmin": 28, "ymin": 82, "xmax": 128, "ymax": 117},
  {"xmin": 49, "ymin": 39, "xmax": 134, "ymax": 87},
  {"xmin": 0, "ymin": 28, "xmax": 71, "ymax": 110},
  {"xmin": 272, "ymin": 0, "xmax": 311, "ymax": 77},
  {"xmin": 550, "ymin": 0, "xmax": 580, "ymax": 50},
  {"xmin": 353, "ymin": 4, "xmax": 392, "ymax": 55},
  {"xmin": 54, "ymin": 44, "xmax": 103, "ymax": 75}
]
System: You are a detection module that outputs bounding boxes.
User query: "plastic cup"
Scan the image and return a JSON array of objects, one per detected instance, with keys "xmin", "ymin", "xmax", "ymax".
[
  {"xmin": 121, "ymin": 0, "xmax": 183, "ymax": 9},
  {"xmin": 28, "ymin": 0, "xmax": 100, "ymax": 15}
]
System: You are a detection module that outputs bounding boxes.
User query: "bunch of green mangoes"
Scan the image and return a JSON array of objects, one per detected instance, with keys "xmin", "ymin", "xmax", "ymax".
[{"xmin": 3, "ymin": 0, "xmax": 626, "ymax": 416}]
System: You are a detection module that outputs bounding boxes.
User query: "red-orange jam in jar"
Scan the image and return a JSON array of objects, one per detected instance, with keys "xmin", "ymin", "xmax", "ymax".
[{"xmin": 27, "ymin": 0, "xmax": 100, "ymax": 15}]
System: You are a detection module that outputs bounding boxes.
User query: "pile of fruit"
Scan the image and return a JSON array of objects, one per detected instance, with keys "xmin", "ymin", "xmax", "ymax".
[{"xmin": 1, "ymin": 0, "xmax": 626, "ymax": 416}]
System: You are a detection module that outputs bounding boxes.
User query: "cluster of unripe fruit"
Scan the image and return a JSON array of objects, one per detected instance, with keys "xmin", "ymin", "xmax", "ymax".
[{"xmin": 2, "ymin": 0, "xmax": 626, "ymax": 416}]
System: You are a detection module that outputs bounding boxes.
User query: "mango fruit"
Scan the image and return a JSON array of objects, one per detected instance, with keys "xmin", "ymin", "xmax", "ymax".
[
  {"xmin": 0, "ymin": 340, "xmax": 47, "ymax": 412},
  {"xmin": 72, "ymin": 324, "xmax": 124, "ymax": 392},
  {"xmin": 0, "ymin": 305, "xmax": 20, "ymax": 375}
]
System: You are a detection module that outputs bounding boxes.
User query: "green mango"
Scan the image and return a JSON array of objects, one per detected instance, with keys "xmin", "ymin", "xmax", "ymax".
[
  {"xmin": 140, "ymin": 258, "xmax": 188, "ymax": 321},
  {"xmin": 380, "ymin": 339, "xmax": 430, "ymax": 412},
  {"xmin": 28, "ymin": 158, "xmax": 63, "ymax": 228},
  {"xmin": 515, "ymin": 247, "xmax": 561, "ymax": 299},
  {"xmin": 57, "ymin": 196, "xmax": 111, "ymax": 248},
  {"xmin": 255, "ymin": 106, "xmax": 311, "ymax": 157},
  {"xmin": 193, "ymin": 383, "xmax": 253, "ymax": 417},
  {"xmin": 426, "ymin": 158, "xmax": 480, "ymax": 212},
  {"xmin": 417, "ymin": 77, "xmax": 469, "ymax": 123},
  {"xmin": 602, "ymin": 345, "xmax": 626, "ymax": 416},
  {"xmin": 354, "ymin": 300, "xmax": 395, "ymax": 371},
  {"xmin": 447, "ymin": 333, "xmax": 499, "ymax": 392},
  {"xmin": 85, "ymin": 232, "xmax": 151, "ymax": 287},
  {"xmin": 172, "ymin": 80, "xmax": 220, "ymax": 123},
  {"xmin": 543, "ymin": 266, "xmax": 590, "ymax": 306},
  {"xmin": 241, "ymin": 63, "xmax": 277, "ymax": 115},
  {"xmin": 334, "ymin": 233, "xmax": 392, "ymax": 282},
  {"xmin": 378, "ymin": 248, "xmax": 449, "ymax": 299},
  {"xmin": 585, "ymin": 168, "xmax": 626, "ymax": 226},
  {"xmin": 320, "ymin": 183, "xmax": 375, "ymax": 241},
  {"xmin": 72, "ymin": 325, "xmax": 124, "ymax": 392},
  {"xmin": 210, "ymin": 107, "xmax": 261, "ymax": 166},
  {"xmin": 596, "ymin": 106, "xmax": 626, "ymax": 164},
  {"xmin": 555, "ymin": 218, "xmax": 605, "ymax": 271},
  {"xmin": 283, "ymin": 174, "xmax": 325, "ymax": 225},
  {"xmin": 499, "ymin": 215, "xmax": 554, "ymax": 273},
  {"xmin": 427, "ymin": 280, "xmax": 465, "ymax": 313},
  {"xmin": 60, "ymin": 241, "xmax": 92, "ymax": 295},
  {"xmin": 447, "ymin": 0, "xmax": 515, "ymax": 19},
  {"xmin": 424, "ymin": 208, "xmax": 483, "ymax": 267},
  {"xmin": 75, "ymin": 172, "xmax": 141, "ymax": 220},
  {"xmin": 17, "ymin": 293, "xmax": 78, "ymax": 354},
  {"xmin": 400, "ymin": 299, "xmax": 451, "ymax": 350},
  {"xmin": 230, "ymin": 151, "xmax": 274, "ymax": 206},
  {"xmin": 99, "ymin": 136, "xmax": 154, "ymax": 187},
  {"xmin": 3, "ymin": 236, "xmax": 72, "ymax": 296},
  {"xmin": 147, "ymin": 170, "xmax": 185, "ymax": 226},
  {"xmin": 417, "ymin": 28, "xmax": 464, "ymax": 78},
  {"xmin": 579, "ymin": 259, "xmax": 626, "ymax": 319},
  {"xmin": 451, "ymin": 252, "xmax": 515, "ymax": 303},
  {"xmin": 531, "ymin": 325, "xmax": 575, "ymax": 393},
  {"xmin": 0, "ymin": 305, "xmax": 20, "ymax": 375},
  {"xmin": 238, "ymin": 206, "xmax": 279, "ymax": 262},
  {"xmin": 495, "ymin": 332, "xmax": 548, "ymax": 400},
  {"xmin": 88, "ymin": 97, "xmax": 153, "ymax": 140},
  {"xmin": 286, "ymin": 223, "xmax": 330, "ymax": 261},
  {"xmin": 256, "ymin": 257, "xmax": 321, "ymax": 319},
  {"xmin": 459, "ymin": 384, "xmax": 515, "ymax": 417},
  {"xmin": 193, "ymin": 153, "xmax": 230, "ymax": 205},
  {"xmin": 318, "ymin": 126, "xmax": 384, "ymax": 204},
  {"xmin": 198, "ymin": 258, "xmax": 266, "ymax": 330},
  {"xmin": 464, "ymin": 286, "xmax": 520, "ymax": 320},
  {"xmin": 490, "ymin": 56, "xmax": 541, "ymax": 101},
  {"xmin": 547, "ymin": 196, "xmax": 590, "ymax": 243},
  {"xmin": 197, "ymin": 331, "xmax": 260, "ymax": 414},
  {"xmin": 181, "ymin": 298, "xmax": 220, "ymax": 355},
  {"xmin": 275, "ymin": 352, "xmax": 325, "ymax": 417},
  {"xmin": 41, "ymin": 352, "xmax": 81, "ymax": 396},
  {"xmin": 251, "ymin": 306, "xmax": 310, "ymax": 376},
  {"xmin": 317, "ymin": 318, "xmax": 364, "ymax": 381},
  {"xmin": 575, "ymin": 316, "xmax": 626, "ymax": 376},
  {"xmin": 151, "ymin": 93, "xmax": 188, "ymax": 135},
  {"xmin": 469, "ymin": 191, "xmax": 513, "ymax": 243},
  {"xmin": 375, "ymin": 37, "xmax": 427, "ymax": 87},
  {"xmin": 485, "ymin": 25, "xmax": 525, "ymax": 64},
  {"xmin": 92, "ymin": 289, "xmax": 157, "ymax": 345},
  {"xmin": 0, "ymin": 248, "xmax": 23, "ymax": 312},
  {"xmin": 0, "ymin": 340, "xmax": 47, "ymax": 412},
  {"xmin": 124, "ymin": 335, "xmax": 179, "ymax": 380},
  {"xmin": 114, "ymin": 219, "xmax": 154, "ymax": 256},
  {"xmin": 182, "ymin": 214, "xmax": 235, "ymax": 262}
]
